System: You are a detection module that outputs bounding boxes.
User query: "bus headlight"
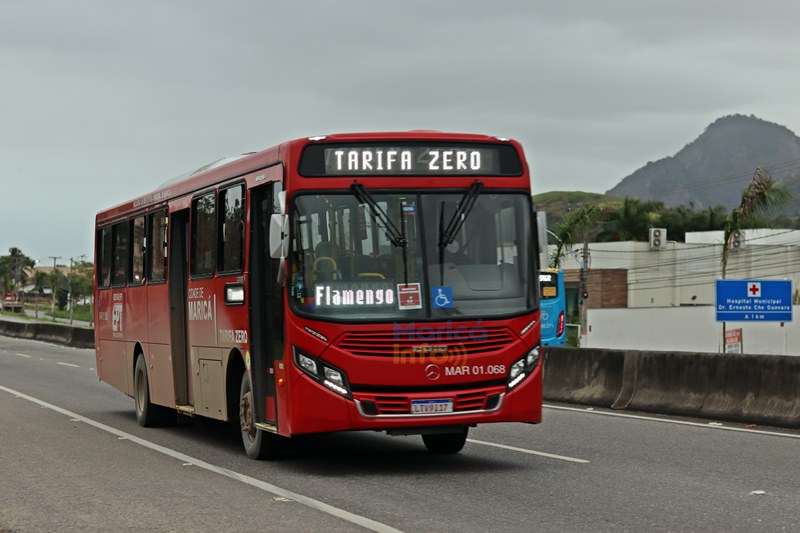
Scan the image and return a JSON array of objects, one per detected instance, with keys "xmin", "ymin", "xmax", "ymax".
[
  {"xmin": 293, "ymin": 347, "xmax": 352, "ymax": 398},
  {"xmin": 507, "ymin": 345, "xmax": 540, "ymax": 390},
  {"xmin": 297, "ymin": 353, "xmax": 318, "ymax": 375},
  {"xmin": 526, "ymin": 346, "xmax": 540, "ymax": 367},
  {"xmin": 510, "ymin": 359, "xmax": 525, "ymax": 380},
  {"xmin": 323, "ymin": 367, "xmax": 349, "ymax": 396}
]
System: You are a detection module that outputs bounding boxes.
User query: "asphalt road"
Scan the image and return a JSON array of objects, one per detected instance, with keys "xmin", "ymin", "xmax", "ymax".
[{"xmin": 2, "ymin": 335, "xmax": 799, "ymax": 532}]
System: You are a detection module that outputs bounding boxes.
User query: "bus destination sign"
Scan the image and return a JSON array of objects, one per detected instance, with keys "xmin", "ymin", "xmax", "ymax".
[{"xmin": 299, "ymin": 142, "xmax": 522, "ymax": 177}]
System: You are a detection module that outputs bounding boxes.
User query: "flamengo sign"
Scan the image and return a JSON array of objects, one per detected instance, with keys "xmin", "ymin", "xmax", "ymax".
[{"xmin": 715, "ymin": 279, "xmax": 793, "ymax": 322}]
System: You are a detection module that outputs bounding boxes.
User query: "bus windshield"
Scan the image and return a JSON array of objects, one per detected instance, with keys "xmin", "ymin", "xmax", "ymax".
[{"xmin": 289, "ymin": 190, "xmax": 534, "ymax": 320}]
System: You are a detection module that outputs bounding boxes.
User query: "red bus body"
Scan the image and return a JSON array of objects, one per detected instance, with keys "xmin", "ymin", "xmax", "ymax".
[{"xmin": 94, "ymin": 131, "xmax": 543, "ymax": 457}]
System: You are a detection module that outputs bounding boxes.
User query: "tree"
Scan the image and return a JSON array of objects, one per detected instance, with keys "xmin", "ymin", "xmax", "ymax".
[
  {"xmin": 720, "ymin": 168, "xmax": 791, "ymax": 354},
  {"xmin": 47, "ymin": 268, "xmax": 66, "ymax": 319},
  {"xmin": 698, "ymin": 205, "xmax": 729, "ymax": 232},
  {"xmin": 69, "ymin": 261, "xmax": 94, "ymax": 304},
  {"xmin": 596, "ymin": 197, "xmax": 664, "ymax": 242},
  {"xmin": 0, "ymin": 247, "xmax": 35, "ymax": 292},
  {"xmin": 721, "ymin": 168, "xmax": 791, "ymax": 279},
  {"xmin": 32, "ymin": 269, "xmax": 48, "ymax": 318},
  {"xmin": 548, "ymin": 204, "xmax": 603, "ymax": 268}
]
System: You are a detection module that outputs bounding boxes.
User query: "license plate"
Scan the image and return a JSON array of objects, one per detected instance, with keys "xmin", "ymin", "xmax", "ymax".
[{"xmin": 411, "ymin": 399, "xmax": 453, "ymax": 414}]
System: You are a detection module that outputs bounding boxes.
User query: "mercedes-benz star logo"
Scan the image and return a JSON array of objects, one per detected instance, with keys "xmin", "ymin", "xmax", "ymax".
[{"xmin": 424, "ymin": 364, "xmax": 441, "ymax": 381}]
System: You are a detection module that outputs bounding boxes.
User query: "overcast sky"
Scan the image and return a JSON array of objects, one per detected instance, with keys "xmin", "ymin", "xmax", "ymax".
[{"xmin": 2, "ymin": 1, "xmax": 800, "ymax": 264}]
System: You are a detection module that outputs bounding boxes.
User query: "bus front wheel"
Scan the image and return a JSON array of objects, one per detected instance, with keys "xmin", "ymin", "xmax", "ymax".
[
  {"xmin": 422, "ymin": 428, "xmax": 469, "ymax": 454},
  {"xmin": 239, "ymin": 372, "xmax": 283, "ymax": 460}
]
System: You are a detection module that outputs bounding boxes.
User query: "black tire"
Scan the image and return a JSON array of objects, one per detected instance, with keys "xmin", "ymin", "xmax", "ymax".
[
  {"xmin": 239, "ymin": 372, "xmax": 283, "ymax": 460},
  {"xmin": 134, "ymin": 355, "xmax": 163, "ymax": 427},
  {"xmin": 422, "ymin": 428, "xmax": 469, "ymax": 454}
]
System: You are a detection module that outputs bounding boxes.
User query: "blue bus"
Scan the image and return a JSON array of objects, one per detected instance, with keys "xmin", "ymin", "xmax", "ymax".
[{"xmin": 539, "ymin": 269, "xmax": 566, "ymax": 347}]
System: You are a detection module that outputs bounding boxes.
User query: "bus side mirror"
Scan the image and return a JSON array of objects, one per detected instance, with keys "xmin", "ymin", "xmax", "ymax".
[{"xmin": 269, "ymin": 214, "xmax": 288, "ymax": 259}]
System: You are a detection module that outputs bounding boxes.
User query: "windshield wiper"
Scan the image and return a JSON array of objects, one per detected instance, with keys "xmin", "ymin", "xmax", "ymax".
[
  {"xmin": 351, "ymin": 183, "xmax": 410, "ymax": 285},
  {"xmin": 437, "ymin": 181, "xmax": 483, "ymax": 283}
]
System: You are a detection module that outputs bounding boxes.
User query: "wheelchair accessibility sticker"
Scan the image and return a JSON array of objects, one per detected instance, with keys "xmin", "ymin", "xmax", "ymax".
[{"xmin": 431, "ymin": 286, "xmax": 454, "ymax": 309}]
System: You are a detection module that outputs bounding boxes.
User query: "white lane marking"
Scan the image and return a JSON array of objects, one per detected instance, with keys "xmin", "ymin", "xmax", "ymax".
[
  {"xmin": 16, "ymin": 353, "xmax": 32, "ymax": 358},
  {"xmin": 545, "ymin": 404, "xmax": 800, "ymax": 440},
  {"xmin": 467, "ymin": 438, "xmax": 589, "ymax": 463},
  {"xmin": 0, "ymin": 385, "xmax": 403, "ymax": 533},
  {"xmin": 57, "ymin": 362, "xmax": 80, "ymax": 368}
]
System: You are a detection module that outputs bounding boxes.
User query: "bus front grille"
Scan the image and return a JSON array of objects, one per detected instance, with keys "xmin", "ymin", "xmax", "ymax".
[{"xmin": 337, "ymin": 327, "xmax": 515, "ymax": 358}]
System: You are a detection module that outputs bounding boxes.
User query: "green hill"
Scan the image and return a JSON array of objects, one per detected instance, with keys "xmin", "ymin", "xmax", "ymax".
[{"xmin": 532, "ymin": 191, "xmax": 624, "ymax": 227}]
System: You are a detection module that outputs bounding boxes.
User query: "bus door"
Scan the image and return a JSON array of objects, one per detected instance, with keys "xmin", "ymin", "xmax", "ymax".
[
  {"xmin": 249, "ymin": 182, "xmax": 284, "ymax": 425},
  {"xmin": 169, "ymin": 209, "xmax": 191, "ymax": 408}
]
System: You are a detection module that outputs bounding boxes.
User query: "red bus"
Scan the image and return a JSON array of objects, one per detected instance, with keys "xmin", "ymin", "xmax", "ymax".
[{"xmin": 94, "ymin": 131, "xmax": 543, "ymax": 459}]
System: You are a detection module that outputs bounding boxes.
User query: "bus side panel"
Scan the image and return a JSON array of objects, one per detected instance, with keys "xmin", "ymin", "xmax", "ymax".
[
  {"xmin": 540, "ymin": 298, "xmax": 559, "ymax": 345},
  {"xmin": 95, "ymin": 289, "xmax": 131, "ymax": 396},
  {"xmin": 125, "ymin": 286, "xmax": 149, "ymax": 351},
  {"xmin": 146, "ymin": 283, "xmax": 175, "ymax": 408},
  {"xmin": 96, "ymin": 338, "xmax": 130, "ymax": 396},
  {"xmin": 185, "ymin": 278, "xmax": 219, "ymax": 406}
]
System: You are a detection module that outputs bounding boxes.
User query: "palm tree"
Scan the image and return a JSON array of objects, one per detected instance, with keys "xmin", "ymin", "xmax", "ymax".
[
  {"xmin": 721, "ymin": 168, "xmax": 791, "ymax": 278},
  {"xmin": 546, "ymin": 204, "xmax": 604, "ymax": 346},
  {"xmin": 720, "ymin": 168, "xmax": 790, "ymax": 353},
  {"xmin": 549, "ymin": 204, "xmax": 602, "ymax": 268}
]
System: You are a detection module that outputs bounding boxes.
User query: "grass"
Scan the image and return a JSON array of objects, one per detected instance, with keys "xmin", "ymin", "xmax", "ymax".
[
  {"xmin": 0, "ymin": 303, "xmax": 94, "ymax": 324},
  {"xmin": 49, "ymin": 304, "xmax": 93, "ymax": 322}
]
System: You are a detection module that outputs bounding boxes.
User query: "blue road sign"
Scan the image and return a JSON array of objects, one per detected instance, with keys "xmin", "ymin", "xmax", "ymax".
[{"xmin": 715, "ymin": 279, "xmax": 793, "ymax": 322}]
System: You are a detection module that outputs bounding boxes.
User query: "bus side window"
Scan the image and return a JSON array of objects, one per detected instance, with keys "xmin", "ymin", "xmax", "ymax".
[
  {"xmin": 130, "ymin": 215, "xmax": 146, "ymax": 285},
  {"xmin": 191, "ymin": 192, "xmax": 216, "ymax": 278},
  {"xmin": 148, "ymin": 209, "xmax": 168, "ymax": 282},
  {"xmin": 219, "ymin": 184, "xmax": 245, "ymax": 274},
  {"xmin": 96, "ymin": 226, "xmax": 112, "ymax": 289},
  {"xmin": 111, "ymin": 220, "xmax": 129, "ymax": 287}
]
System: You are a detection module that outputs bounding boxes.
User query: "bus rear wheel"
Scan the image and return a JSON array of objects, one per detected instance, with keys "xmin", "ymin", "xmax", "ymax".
[
  {"xmin": 134, "ymin": 355, "xmax": 169, "ymax": 427},
  {"xmin": 422, "ymin": 428, "xmax": 469, "ymax": 454},
  {"xmin": 239, "ymin": 372, "xmax": 283, "ymax": 460}
]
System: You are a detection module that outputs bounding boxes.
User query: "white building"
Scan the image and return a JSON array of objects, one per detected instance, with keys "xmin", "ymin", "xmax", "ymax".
[{"xmin": 553, "ymin": 229, "xmax": 800, "ymax": 355}]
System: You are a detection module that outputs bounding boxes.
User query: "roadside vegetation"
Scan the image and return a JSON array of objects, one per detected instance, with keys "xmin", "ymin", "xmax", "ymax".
[
  {"xmin": 535, "ymin": 177, "xmax": 798, "ymax": 248},
  {"xmin": 1, "ymin": 248, "xmax": 93, "ymax": 322}
]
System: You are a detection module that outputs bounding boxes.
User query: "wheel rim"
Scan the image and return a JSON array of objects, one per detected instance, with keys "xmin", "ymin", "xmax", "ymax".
[
  {"xmin": 135, "ymin": 368, "xmax": 145, "ymax": 414},
  {"xmin": 240, "ymin": 383, "xmax": 256, "ymax": 442}
]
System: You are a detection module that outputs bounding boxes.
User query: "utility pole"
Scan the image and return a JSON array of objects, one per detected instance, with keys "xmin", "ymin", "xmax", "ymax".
[
  {"xmin": 579, "ymin": 235, "xmax": 590, "ymax": 347},
  {"xmin": 33, "ymin": 259, "xmax": 40, "ymax": 319},
  {"xmin": 49, "ymin": 256, "xmax": 61, "ymax": 321},
  {"xmin": 68, "ymin": 257, "xmax": 74, "ymax": 324}
]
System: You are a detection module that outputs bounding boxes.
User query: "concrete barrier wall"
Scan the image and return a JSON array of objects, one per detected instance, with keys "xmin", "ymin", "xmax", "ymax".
[
  {"xmin": 544, "ymin": 347, "xmax": 800, "ymax": 428},
  {"xmin": 543, "ymin": 347, "xmax": 626, "ymax": 406},
  {"xmin": 3, "ymin": 319, "xmax": 799, "ymax": 427},
  {"xmin": 0, "ymin": 319, "xmax": 94, "ymax": 350}
]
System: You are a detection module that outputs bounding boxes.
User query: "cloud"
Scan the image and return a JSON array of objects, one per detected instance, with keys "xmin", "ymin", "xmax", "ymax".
[{"xmin": 2, "ymin": 0, "xmax": 800, "ymax": 259}]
